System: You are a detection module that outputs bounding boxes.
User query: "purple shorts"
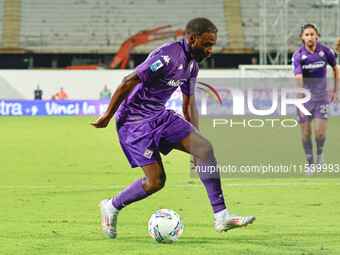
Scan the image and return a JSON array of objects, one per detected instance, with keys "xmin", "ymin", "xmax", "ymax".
[
  {"xmin": 117, "ymin": 110, "xmax": 196, "ymax": 168},
  {"xmin": 297, "ymin": 99, "xmax": 329, "ymax": 124}
]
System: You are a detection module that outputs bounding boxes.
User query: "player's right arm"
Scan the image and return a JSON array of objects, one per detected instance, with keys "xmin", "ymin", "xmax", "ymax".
[
  {"xmin": 295, "ymin": 74, "xmax": 304, "ymax": 96},
  {"xmin": 295, "ymin": 74, "xmax": 305, "ymax": 118},
  {"xmin": 293, "ymin": 53, "xmax": 305, "ymax": 117},
  {"xmin": 90, "ymin": 72, "xmax": 141, "ymax": 128}
]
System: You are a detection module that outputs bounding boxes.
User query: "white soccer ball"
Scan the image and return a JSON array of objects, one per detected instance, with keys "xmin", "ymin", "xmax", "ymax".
[{"xmin": 148, "ymin": 209, "xmax": 184, "ymax": 243}]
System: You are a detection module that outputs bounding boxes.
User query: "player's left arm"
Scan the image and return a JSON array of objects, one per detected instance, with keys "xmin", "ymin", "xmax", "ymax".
[
  {"xmin": 182, "ymin": 93, "xmax": 199, "ymax": 130},
  {"xmin": 331, "ymin": 65, "xmax": 339, "ymax": 104},
  {"xmin": 181, "ymin": 62, "xmax": 199, "ymax": 129},
  {"xmin": 328, "ymin": 47, "xmax": 339, "ymax": 104},
  {"xmin": 183, "ymin": 92, "xmax": 199, "ymax": 168}
]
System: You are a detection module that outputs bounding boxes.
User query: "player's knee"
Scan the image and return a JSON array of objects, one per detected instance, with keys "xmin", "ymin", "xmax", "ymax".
[
  {"xmin": 302, "ymin": 130, "xmax": 312, "ymax": 140},
  {"xmin": 205, "ymin": 140, "xmax": 214, "ymax": 152},
  {"xmin": 197, "ymin": 139, "xmax": 214, "ymax": 160},
  {"xmin": 302, "ymin": 134, "xmax": 311, "ymax": 140},
  {"xmin": 315, "ymin": 130, "xmax": 325, "ymax": 140},
  {"xmin": 145, "ymin": 174, "xmax": 166, "ymax": 194},
  {"xmin": 149, "ymin": 178, "xmax": 166, "ymax": 193}
]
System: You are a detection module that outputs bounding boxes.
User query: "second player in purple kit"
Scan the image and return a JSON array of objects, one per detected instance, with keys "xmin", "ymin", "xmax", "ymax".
[
  {"xmin": 90, "ymin": 17, "xmax": 255, "ymax": 239},
  {"xmin": 292, "ymin": 23, "xmax": 339, "ymax": 175}
]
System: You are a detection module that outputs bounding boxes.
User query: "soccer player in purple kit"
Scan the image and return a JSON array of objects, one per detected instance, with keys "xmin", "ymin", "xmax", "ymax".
[
  {"xmin": 292, "ymin": 24, "xmax": 339, "ymax": 175},
  {"xmin": 90, "ymin": 17, "xmax": 255, "ymax": 239}
]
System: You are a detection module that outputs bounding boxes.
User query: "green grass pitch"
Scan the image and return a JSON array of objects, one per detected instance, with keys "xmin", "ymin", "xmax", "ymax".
[{"xmin": 0, "ymin": 116, "xmax": 339, "ymax": 254}]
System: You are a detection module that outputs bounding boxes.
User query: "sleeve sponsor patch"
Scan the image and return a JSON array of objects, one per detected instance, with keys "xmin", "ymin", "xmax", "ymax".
[{"xmin": 149, "ymin": 59, "xmax": 163, "ymax": 72}]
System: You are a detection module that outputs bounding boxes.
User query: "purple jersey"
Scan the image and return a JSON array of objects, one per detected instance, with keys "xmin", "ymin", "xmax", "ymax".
[
  {"xmin": 115, "ymin": 38, "xmax": 199, "ymax": 125},
  {"xmin": 292, "ymin": 43, "xmax": 337, "ymax": 102}
]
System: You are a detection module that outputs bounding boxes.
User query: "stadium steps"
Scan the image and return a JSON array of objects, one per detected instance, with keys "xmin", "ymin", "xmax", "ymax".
[
  {"xmin": 224, "ymin": 0, "xmax": 245, "ymax": 49},
  {"xmin": 2, "ymin": 0, "xmax": 21, "ymax": 48},
  {"xmin": 19, "ymin": 0, "xmax": 229, "ymax": 53}
]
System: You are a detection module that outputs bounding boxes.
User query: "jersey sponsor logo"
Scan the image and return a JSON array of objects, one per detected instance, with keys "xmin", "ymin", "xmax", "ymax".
[
  {"xmin": 318, "ymin": 51, "xmax": 324, "ymax": 57},
  {"xmin": 301, "ymin": 55, "xmax": 308, "ymax": 60},
  {"xmin": 161, "ymin": 55, "xmax": 170, "ymax": 65},
  {"xmin": 167, "ymin": 79, "xmax": 186, "ymax": 87},
  {"xmin": 143, "ymin": 149, "xmax": 154, "ymax": 159},
  {"xmin": 302, "ymin": 61, "xmax": 325, "ymax": 69},
  {"xmin": 150, "ymin": 60, "xmax": 163, "ymax": 72}
]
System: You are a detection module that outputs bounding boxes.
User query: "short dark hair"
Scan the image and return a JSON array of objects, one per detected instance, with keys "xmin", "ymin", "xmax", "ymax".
[
  {"xmin": 300, "ymin": 23, "xmax": 321, "ymax": 37},
  {"xmin": 185, "ymin": 17, "xmax": 218, "ymax": 38}
]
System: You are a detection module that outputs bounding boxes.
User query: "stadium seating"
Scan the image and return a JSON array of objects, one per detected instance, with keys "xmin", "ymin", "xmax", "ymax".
[
  {"xmin": 2, "ymin": 0, "xmax": 338, "ymax": 53},
  {"xmin": 239, "ymin": 0, "xmax": 260, "ymax": 50},
  {"xmin": 19, "ymin": 0, "xmax": 229, "ymax": 53}
]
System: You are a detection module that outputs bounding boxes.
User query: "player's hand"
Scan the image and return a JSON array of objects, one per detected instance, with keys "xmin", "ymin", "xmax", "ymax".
[
  {"xmin": 331, "ymin": 93, "xmax": 339, "ymax": 105},
  {"xmin": 90, "ymin": 114, "xmax": 111, "ymax": 128},
  {"xmin": 190, "ymin": 156, "xmax": 197, "ymax": 170}
]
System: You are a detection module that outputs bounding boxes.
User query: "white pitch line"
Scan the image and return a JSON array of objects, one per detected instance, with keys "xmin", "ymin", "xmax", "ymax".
[{"xmin": 0, "ymin": 183, "xmax": 339, "ymax": 189}]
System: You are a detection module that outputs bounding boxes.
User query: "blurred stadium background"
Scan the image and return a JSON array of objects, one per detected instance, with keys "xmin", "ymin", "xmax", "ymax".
[
  {"xmin": 0, "ymin": 0, "xmax": 339, "ymax": 68},
  {"xmin": 0, "ymin": 0, "xmax": 339, "ymax": 101}
]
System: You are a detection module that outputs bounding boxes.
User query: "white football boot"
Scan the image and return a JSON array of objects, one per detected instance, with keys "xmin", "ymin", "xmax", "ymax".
[
  {"xmin": 215, "ymin": 211, "xmax": 255, "ymax": 233},
  {"xmin": 99, "ymin": 199, "xmax": 119, "ymax": 238},
  {"xmin": 316, "ymin": 153, "xmax": 325, "ymax": 167},
  {"xmin": 305, "ymin": 165, "xmax": 316, "ymax": 176}
]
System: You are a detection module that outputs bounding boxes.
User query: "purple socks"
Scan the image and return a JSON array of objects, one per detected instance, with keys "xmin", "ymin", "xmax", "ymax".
[
  {"xmin": 110, "ymin": 159, "xmax": 227, "ymax": 213},
  {"xmin": 112, "ymin": 177, "xmax": 149, "ymax": 210},
  {"xmin": 196, "ymin": 158, "xmax": 226, "ymax": 213},
  {"xmin": 302, "ymin": 137, "xmax": 326, "ymax": 166},
  {"xmin": 302, "ymin": 139, "xmax": 314, "ymax": 165},
  {"xmin": 315, "ymin": 137, "xmax": 326, "ymax": 155}
]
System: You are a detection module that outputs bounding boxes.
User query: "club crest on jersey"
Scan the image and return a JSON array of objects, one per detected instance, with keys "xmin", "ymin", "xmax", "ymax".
[
  {"xmin": 143, "ymin": 149, "xmax": 153, "ymax": 159},
  {"xmin": 161, "ymin": 55, "xmax": 170, "ymax": 65},
  {"xmin": 150, "ymin": 60, "xmax": 163, "ymax": 72},
  {"xmin": 319, "ymin": 51, "xmax": 325, "ymax": 57}
]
